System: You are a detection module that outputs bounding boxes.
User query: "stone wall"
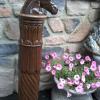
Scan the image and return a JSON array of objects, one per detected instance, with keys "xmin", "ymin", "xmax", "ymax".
[{"xmin": 0, "ymin": 0, "xmax": 100, "ymax": 97}]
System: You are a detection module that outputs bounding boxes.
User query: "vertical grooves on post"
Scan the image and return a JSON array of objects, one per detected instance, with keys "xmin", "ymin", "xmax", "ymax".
[{"xmin": 19, "ymin": 16, "xmax": 45, "ymax": 100}]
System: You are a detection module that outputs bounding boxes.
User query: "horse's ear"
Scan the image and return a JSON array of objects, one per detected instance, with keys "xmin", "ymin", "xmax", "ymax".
[
  {"xmin": 40, "ymin": 0, "xmax": 58, "ymax": 14},
  {"xmin": 20, "ymin": 0, "xmax": 31, "ymax": 13},
  {"xmin": 21, "ymin": 0, "xmax": 41, "ymax": 14}
]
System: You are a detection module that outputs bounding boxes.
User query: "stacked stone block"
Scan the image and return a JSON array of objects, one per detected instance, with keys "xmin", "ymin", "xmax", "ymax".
[
  {"xmin": 0, "ymin": 0, "xmax": 100, "ymax": 99},
  {"xmin": 0, "ymin": 43, "xmax": 18, "ymax": 97},
  {"xmin": 0, "ymin": 0, "xmax": 22, "ymax": 97}
]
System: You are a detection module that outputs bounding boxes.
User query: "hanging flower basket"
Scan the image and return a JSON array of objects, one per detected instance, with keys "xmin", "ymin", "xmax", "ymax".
[{"xmin": 43, "ymin": 52, "xmax": 100, "ymax": 96}]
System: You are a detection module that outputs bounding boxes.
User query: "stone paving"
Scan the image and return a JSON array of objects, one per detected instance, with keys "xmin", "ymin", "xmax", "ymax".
[{"xmin": 0, "ymin": 90, "xmax": 97, "ymax": 100}]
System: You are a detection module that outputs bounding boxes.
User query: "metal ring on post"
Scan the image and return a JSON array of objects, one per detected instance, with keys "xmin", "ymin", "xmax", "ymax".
[{"xmin": 19, "ymin": 39, "xmax": 43, "ymax": 47}]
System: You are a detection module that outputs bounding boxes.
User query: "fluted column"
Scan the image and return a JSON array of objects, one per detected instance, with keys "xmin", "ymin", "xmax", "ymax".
[{"xmin": 18, "ymin": 14, "xmax": 46, "ymax": 100}]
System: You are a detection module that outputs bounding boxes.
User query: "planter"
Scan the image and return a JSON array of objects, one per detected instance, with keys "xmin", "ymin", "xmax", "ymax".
[
  {"xmin": 52, "ymin": 88, "xmax": 93, "ymax": 100},
  {"xmin": 54, "ymin": 77, "xmax": 96, "ymax": 95}
]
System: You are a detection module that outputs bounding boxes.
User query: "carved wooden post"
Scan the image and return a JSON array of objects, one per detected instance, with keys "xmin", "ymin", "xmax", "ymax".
[{"xmin": 18, "ymin": 0, "xmax": 58, "ymax": 100}]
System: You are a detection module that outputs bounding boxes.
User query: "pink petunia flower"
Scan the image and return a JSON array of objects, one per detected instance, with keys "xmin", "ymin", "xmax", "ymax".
[
  {"xmin": 69, "ymin": 63, "xmax": 74, "ymax": 71},
  {"xmin": 45, "ymin": 54, "xmax": 49, "ymax": 60},
  {"xmin": 57, "ymin": 82, "xmax": 64, "ymax": 89},
  {"xmin": 74, "ymin": 75, "xmax": 80, "ymax": 81},
  {"xmin": 69, "ymin": 56, "xmax": 74, "ymax": 62},
  {"xmin": 63, "ymin": 53, "xmax": 69, "ymax": 60},
  {"xmin": 50, "ymin": 52, "xmax": 57, "ymax": 59},
  {"xmin": 56, "ymin": 64, "xmax": 62, "ymax": 71},
  {"xmin": 80, "ymin": 59, "xmax": 85, "ymax": 65},
  {"xmin": 96, "ymin": 82, "xmax": 100, "ymax": 88},
  {"xmin": 65, "ymin": 59, "xmax": 70, "ymax": 64},
  {"xmin": 92, "ymin": 61, "xmax": 97, "ymax": 66},
  {"xmin": 76, "ymin": 53, "xmax": 82, "ymax": 60},
  {"xmin": 45, "ymin": 64, "xmax": 51, "ymax": 72},
  {"xmin": 51, "ymin": 70, "xmax": 56, "ymax": 75},
  {"xmin": 90, "ymin": 61, "xmax": 97, "ymax": 71},
  {"xmin": 75, "ymin": 85, "xmax": 84, "ymax": 94},
  {"xmin": 90, "ymin": 66, "xmax": 97, "ymax": 71},
  {"xmin": 74, "ymin": 80, "xmax": 80, "ymax": 85},
  {"xmin": 79, "ymin": 83, "xmax": 83, "ymax": 87},
  {"xmin": 85, "ymin": 56, "xmax": 91, "ymax": 61},
  {"xmin": 53, "ymin": 65, "xmax": 57, "ymax": 69},
  {"xmin": 84, "ymin": 67, "xmax": 90, "ymax": 75},
  {"xmin": 59, "ymin": 78, "xmax": 66, "ymax": 84},
  {"xmin": 91, "ymin": 83, "xmax": 97, "ymax": 89},
  {"xmin": 67, "ymin": 78, "xmax": 74, "ymax": 86}
]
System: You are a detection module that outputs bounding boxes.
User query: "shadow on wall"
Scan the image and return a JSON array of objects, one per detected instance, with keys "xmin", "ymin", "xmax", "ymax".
[{"xmin": 96, "ymin": 10, "xmax": 100, "ymax": 21}]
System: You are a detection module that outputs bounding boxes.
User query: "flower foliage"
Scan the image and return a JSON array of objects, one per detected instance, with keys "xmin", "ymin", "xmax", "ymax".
[{"xmin": 43, "ymin": 52, "xmax": 100, "ymax": 94}]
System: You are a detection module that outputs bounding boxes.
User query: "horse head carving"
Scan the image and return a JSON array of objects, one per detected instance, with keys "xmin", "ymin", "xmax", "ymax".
[{"xmin": 21, "ymin": 0, "xmax": 58, "ymax": 15}]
